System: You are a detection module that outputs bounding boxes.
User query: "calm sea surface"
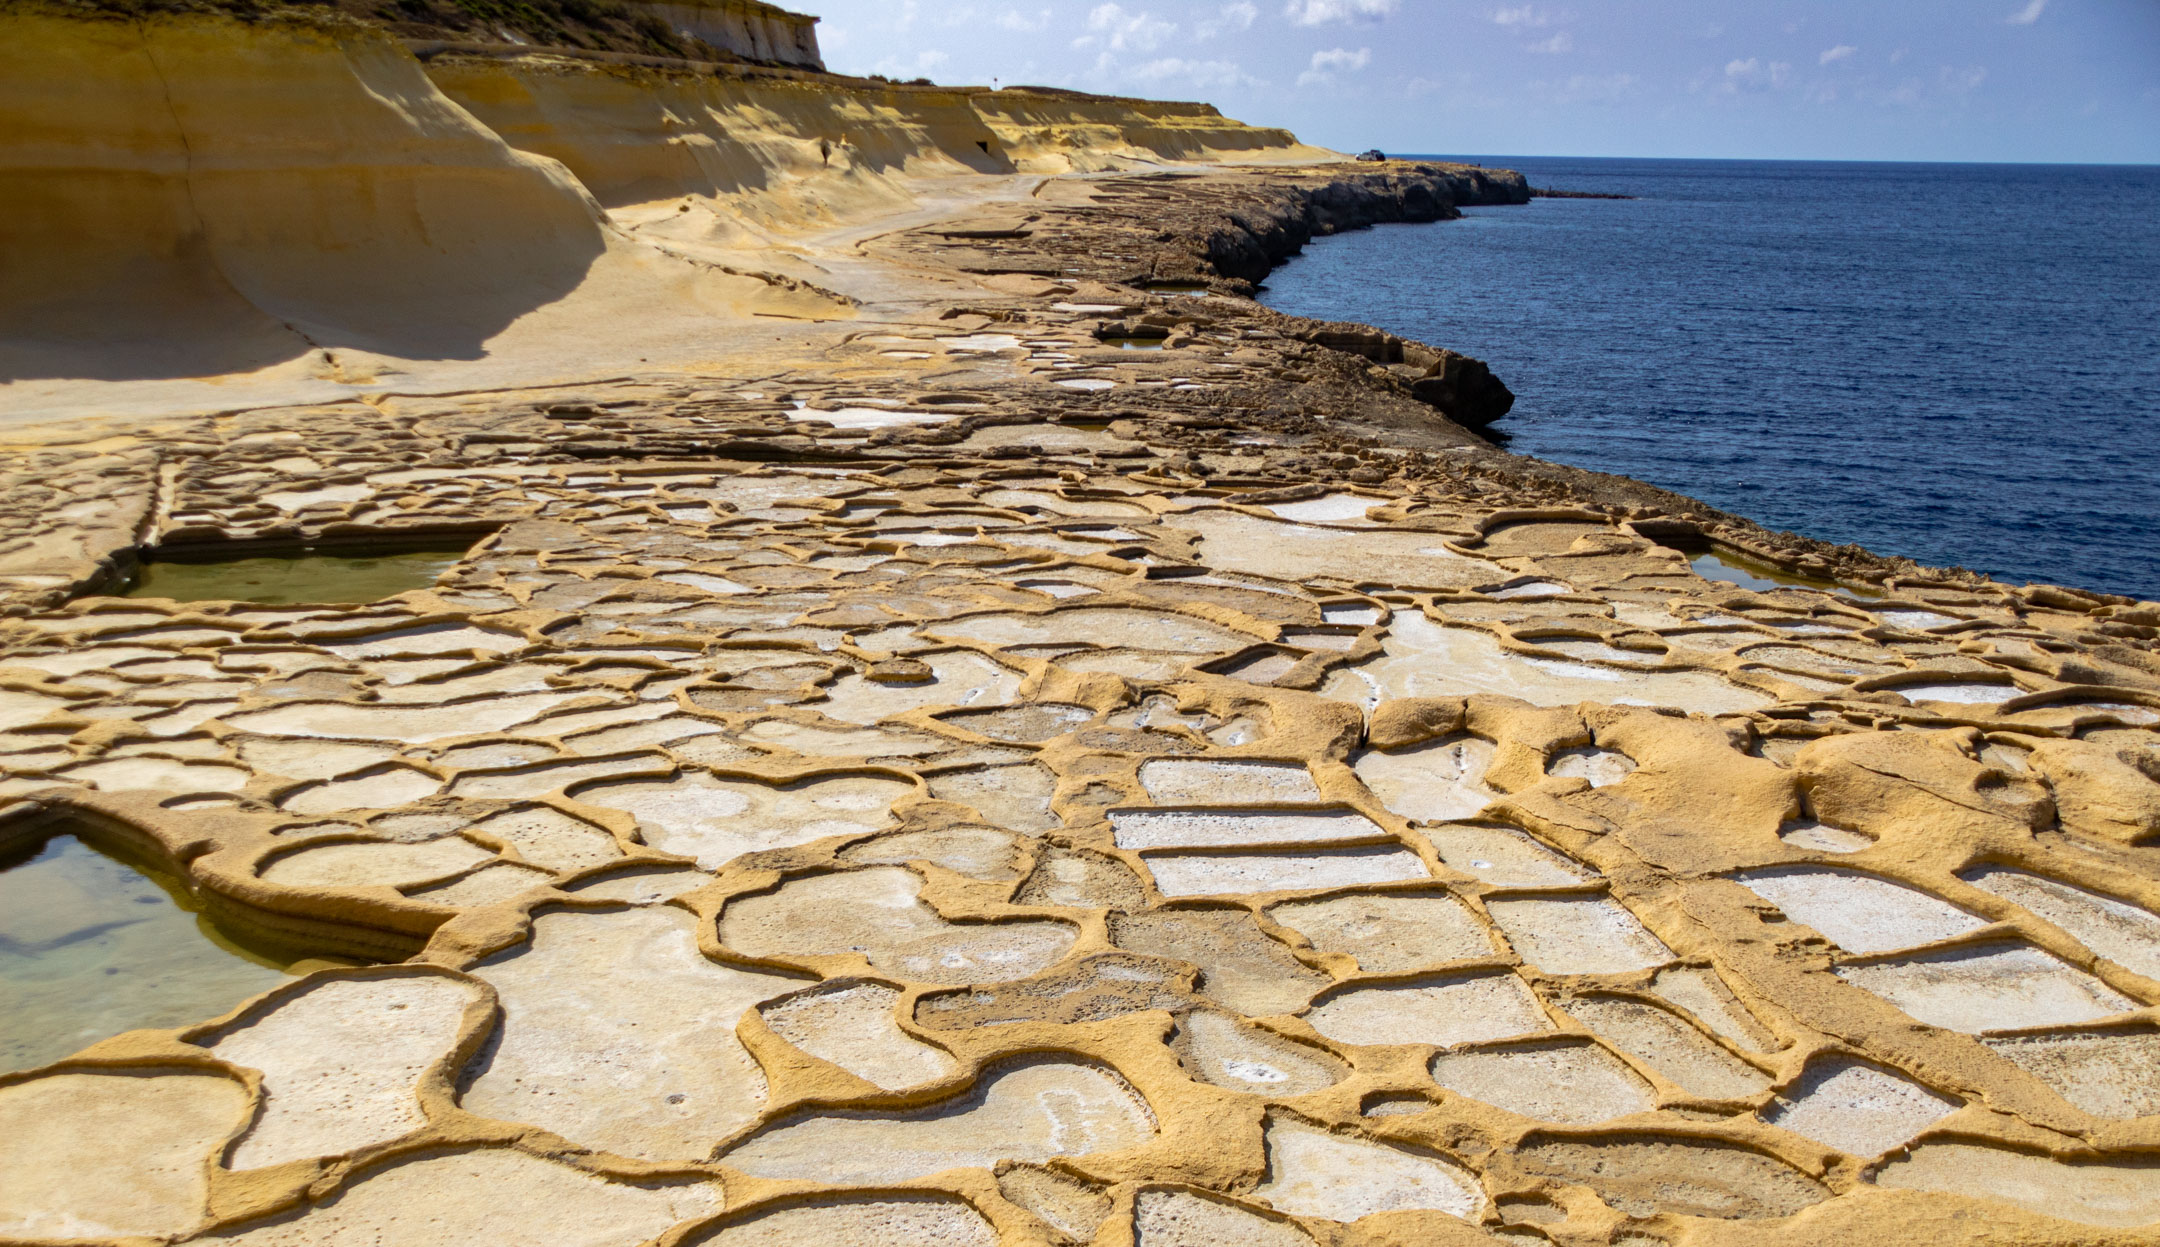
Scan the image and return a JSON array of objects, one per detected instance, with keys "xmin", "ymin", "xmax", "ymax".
[{"xmin": 1259, "ymin": 157, "xmax": 2160, "ymax": 600}]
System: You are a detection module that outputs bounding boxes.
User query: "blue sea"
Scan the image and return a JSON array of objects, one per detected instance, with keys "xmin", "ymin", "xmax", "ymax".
[{"xmin": 1259, "ymin": 157, "xmax": 2160, "ymax": 601}]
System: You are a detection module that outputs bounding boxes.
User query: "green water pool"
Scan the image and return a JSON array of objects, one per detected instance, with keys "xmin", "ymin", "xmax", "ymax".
[
  {"xmin": 0, "ymin": 835, "xmax": 329, "ymax": 1071},
  {"xmin": 1692, "ymin": 551, "xmax": 1884, "ymax": 600},
  {"xmin": 122, "ymin": 547, "xmax": 467, "ymax": 605}
]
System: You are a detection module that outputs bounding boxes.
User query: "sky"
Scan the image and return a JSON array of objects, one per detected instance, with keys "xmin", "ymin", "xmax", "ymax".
[{"xmin": 805, "ymin": 1, "xmax": 2160, "ymax": 164}]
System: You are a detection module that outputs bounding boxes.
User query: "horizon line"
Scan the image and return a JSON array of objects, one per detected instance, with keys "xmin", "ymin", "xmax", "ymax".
[{"xmin": 1383, "ymin": 151, "xmax": 2160, "ymax": 169}]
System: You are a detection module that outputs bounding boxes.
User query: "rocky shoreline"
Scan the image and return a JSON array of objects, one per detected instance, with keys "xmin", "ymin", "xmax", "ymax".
[{"xmin": 868, "ymin": 160, "xmax": 2131, "ymax": 604}]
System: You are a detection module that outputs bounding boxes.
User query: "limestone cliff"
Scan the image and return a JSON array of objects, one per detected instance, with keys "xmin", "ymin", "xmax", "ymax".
[
  {"xmin": 970, "ymin": 87, "xmax": 1332, "ymax": 173},
  {"xmin": 422, "ymin": 54, "xmax": 1015, "ymax": 224},
  {"xmin": 631, "ymin": 0, "xmax": 822, "ymax": 69},
  {"xmin": 423, "ymin": 56, "xmax": 1337, "ymax": 223},
  {"xmin": 0, "ymin": 10, "xmax": 863, "ymax": 386},
  {"xmin": 0, "ymin": 11, "xmax": 590, "ymax": 378},
  {"xmin": 0, "ymin": 6, "xmax": 1331, "ymax": 391}
]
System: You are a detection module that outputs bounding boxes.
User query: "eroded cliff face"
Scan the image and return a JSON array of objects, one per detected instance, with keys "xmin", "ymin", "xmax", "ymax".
[
  {"xmin": 0, "ymin": 12, "xmax": 625, "ymax": 381},
  {"xmin": 423, "ymin": 56, "xmax": 1014, "ymax": 228},
  {"xmin": 0, "ymin": 9, "xmax": 1328, "ymax": 402},
  {"xmin": 422, "ymin": 58, "xmax": 1338, "ymax": 228},
  {"xmin": 969, "ymin": 90, "xmax": 1331, "ymax": 173}
]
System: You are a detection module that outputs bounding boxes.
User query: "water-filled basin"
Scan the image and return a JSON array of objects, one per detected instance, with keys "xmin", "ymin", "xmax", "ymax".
[
  {"xmin": 119, "ymin": 542, "xmax": 476, "ymax": 605},
  {"xmin": 0, "ymin": 832, "xmax": 334, "ymax": 1071}
]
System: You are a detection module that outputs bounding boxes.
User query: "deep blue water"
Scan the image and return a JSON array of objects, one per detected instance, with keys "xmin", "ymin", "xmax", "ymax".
[{"xmin": 1259, "ymin": 157, "xmax": 2160, "ymax": 601}]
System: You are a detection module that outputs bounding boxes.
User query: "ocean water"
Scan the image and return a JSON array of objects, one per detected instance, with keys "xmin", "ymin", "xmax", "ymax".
[{"xmin": 1260, "ymin": 157, "xmax": 2160, "ymax": 601}]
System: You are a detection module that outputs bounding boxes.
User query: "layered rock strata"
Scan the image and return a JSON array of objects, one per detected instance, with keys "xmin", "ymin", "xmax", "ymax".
[{"xmin": 635, "ymin": 0, "xmax": 822, "ymax": 69}]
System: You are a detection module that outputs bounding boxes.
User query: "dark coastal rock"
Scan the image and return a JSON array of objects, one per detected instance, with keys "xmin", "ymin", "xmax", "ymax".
[
  {"xmin": 1531, "ymin": 186, "xmax": 1637, "ymax": 200},
  {"xmin": 1410, "ymin": 350, "xmax": 1516, "ymax": 429},
  {"xmin": 1195, "ymin": 166, "xmax": 1530, "ymax": 286},
  {"xmin": 1283, "ymin": 323, "xmax": 1515, "ymax": 429},
  {"xmin": 1292, "ymin": 324, "xmax": 1400, "ymax": 361},
  {"xmin": 1094, "ymin": 319, "xmax": 1171, "ymax": 341}
]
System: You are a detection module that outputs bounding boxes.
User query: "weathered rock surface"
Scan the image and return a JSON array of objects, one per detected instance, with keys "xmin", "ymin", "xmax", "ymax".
[{"xmin": 4, "ymin": 11, "xmax": 2160, "ymax": 1244}]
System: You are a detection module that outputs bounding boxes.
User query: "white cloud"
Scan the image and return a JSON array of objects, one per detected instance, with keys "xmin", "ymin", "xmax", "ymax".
[
  {"xmin": 2007, "ymin": 0, "xmax": 2047, "ymax": 24},
  {"xmin": 995, "ymin": 7, "xmax": 1051, "ymax": 31},
  {"xmin": 1540, "ymin": 72, "xmax": 1637, "ymax": 104},
  {"xmin": 1526, "ymin": 30, "xmax": 1572, "ymax": 53},
  {"xmin": 1128, "ymin": 56, "xmax": 1257, "ymax": 90},
  {"xmin": 1819, "ymin": 44, "xmax": 1857, "ymax": 65},
  {"xmin": 1722, "ymin": 57, "xmax": 1793, "ymax": 92},
  {"xmin": 1077, "ymin": 3, "xmax": 1175, "ymax": 52},
  {"xmin": 1284, "ymin": 0, "xmax": 1397, "ymax": 27},
  {"xmin": 1877, "ymin": 77, "xmax": 1924, "ymax": 106},
  {"xmin": 1297, "ymin": 45, "xmax": 1372, "ymax": 86},
  {"xmin": 1490, "ymin": 4, "xmax": 1548, "ymax": 27},
  {"xmin": 1850, "ymin": 63, "xmax": 1990, "ymax": 109},
  {"xmin": 1196, "ymin": 2, "xmax": 1257, "ymax": 38}
]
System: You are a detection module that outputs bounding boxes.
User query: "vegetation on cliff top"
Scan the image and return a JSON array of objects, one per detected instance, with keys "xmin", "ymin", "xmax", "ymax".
[{"xmin": 23, "ymin": 0, "xmax": 750, "ymax": 59}]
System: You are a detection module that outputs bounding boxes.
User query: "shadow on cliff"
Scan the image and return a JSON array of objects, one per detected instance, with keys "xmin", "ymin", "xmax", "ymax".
[
  {"xmin": 0, "ymin": 12, "xmax": 615, "ymax": 384},
  {"xmin": 0, "ymin": 203, "xmax": 608, "ymax": 384}
]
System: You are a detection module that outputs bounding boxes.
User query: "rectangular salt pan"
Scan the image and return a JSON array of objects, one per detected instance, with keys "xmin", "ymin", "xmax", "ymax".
[
  {"xmin": 1891, "ymin": 682, "xmax": 2017, "ymax": 704},
  {"xmin": 1486, "ymin": 895, "xmax": 1674, "ymax": 974},
  {"xmin": 1835, "ymin": 943, "xmax": 2138, "ymax": 1033},
  {"xmin": 1136, "ymin": 759, "xmax": 1321, "ymax": 804},
  {"xmin": 1109, "ymin": 807, "xmax": 1387, "ymax": 851},
  {"xmin": 1142, "ymin": 846, "xmax": 1430, "ymax": 897}
]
